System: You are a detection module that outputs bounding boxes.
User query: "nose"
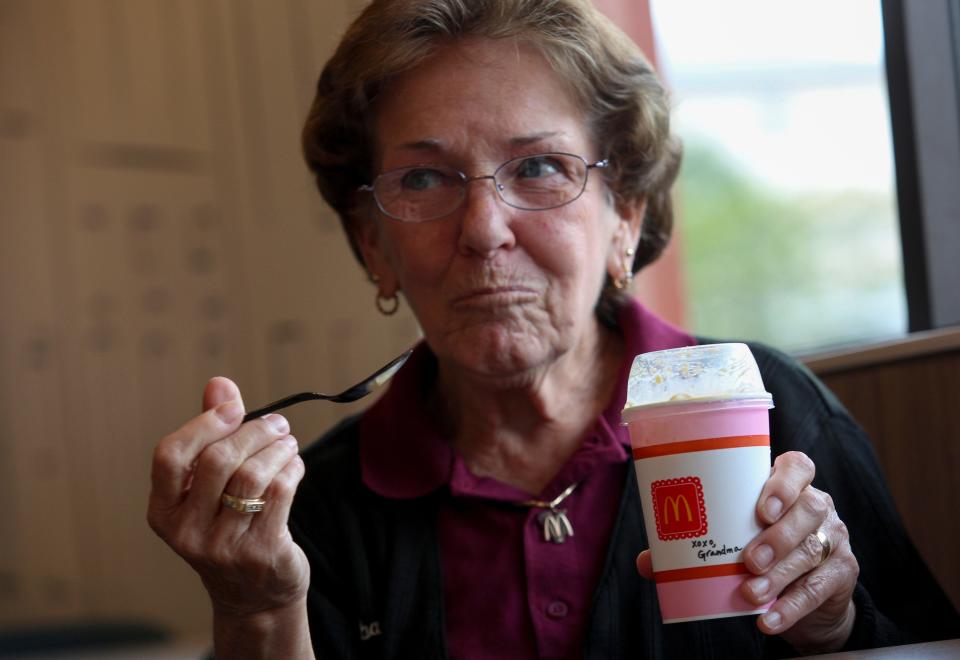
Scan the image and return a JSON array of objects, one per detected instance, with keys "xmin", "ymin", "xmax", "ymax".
[{"xmin": 456, "ymin": 175, "xmax": 516, "ymax": 258}]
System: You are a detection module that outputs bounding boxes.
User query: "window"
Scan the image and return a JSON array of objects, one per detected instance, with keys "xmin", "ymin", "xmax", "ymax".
[{"xmin": 650, "ymin": 0, "xmax": 905, "ymax": 352}]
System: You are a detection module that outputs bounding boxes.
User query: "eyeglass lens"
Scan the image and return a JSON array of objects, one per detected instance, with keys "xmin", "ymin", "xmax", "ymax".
[{"xmin": 373, "ymin": 153, "xmax": 591, "ymax": 222}]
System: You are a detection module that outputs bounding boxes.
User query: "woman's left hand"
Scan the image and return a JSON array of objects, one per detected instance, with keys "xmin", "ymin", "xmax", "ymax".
[
  {"xmin": 635, "ymin": 450, "xmax": 860, "ymax": 654},
  {"xmin": 740, "ymin": 450, "xmax": 859, "ymax": 653}
]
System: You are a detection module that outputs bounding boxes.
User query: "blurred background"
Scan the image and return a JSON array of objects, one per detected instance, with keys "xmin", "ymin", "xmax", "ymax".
[
  {"xmin": 0, "ymin": 0, "xmax": 420, "ymax": 653},
  {"xmin": 653, "ymin": 0, "xmax": 903, "ymax": 352},
  {"xmin": 1, "ymin": 0, "xmax": 957, "ymax": 656}
]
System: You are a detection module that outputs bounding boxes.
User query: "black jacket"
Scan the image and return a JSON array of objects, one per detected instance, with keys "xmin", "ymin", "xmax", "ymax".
[{"xmin": 289, "ymin": 342, "xmax": 959, "ymax": 658}]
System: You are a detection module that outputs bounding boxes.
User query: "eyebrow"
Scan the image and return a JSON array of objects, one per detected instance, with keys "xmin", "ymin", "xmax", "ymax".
[
  {"xmin": 395, "ymin": 138, "xmax": 443, "ymax": 152},
  {"xmin": 393, "ymin": 131, "xmax": 564, "ymax": 153},
  {"xmin": 508, "ymin": 131, "xmax": 562, "ymax": 146}
]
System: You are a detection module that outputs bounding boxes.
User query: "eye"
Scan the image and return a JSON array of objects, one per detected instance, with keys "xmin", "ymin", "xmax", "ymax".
[
  {"xmin": 514, "ymin": 156, "xmax": 563, "ymax": 179},
  {"xmin": 399, "ymin": 168, "xmax": 448, "ymax": 191}
]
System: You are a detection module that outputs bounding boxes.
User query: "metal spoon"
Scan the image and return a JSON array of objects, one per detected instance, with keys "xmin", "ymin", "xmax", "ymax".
[{"xmin": 241, "ymin": 347, "xmax": 414, "ymax": 422}]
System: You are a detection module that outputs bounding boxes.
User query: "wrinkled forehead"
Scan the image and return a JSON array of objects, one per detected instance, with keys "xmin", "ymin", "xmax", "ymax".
[{"xmin": 370, "ymin": 37, "xmax": 593, "ymax": 169}]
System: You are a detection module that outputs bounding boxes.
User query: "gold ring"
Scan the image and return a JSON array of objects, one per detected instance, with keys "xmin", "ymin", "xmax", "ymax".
[
  {"xmin": 815, "ymin": 529, "xmax": 831, "ymax": 564},
  {"xmin": 221, "ymin": 492, "xmax": 266, "ymax": 514}
]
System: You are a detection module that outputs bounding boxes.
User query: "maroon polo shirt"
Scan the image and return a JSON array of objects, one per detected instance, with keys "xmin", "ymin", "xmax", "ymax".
[{"xmin": 359, "ymin": 301, "xmax": 695, "ymax": 659}]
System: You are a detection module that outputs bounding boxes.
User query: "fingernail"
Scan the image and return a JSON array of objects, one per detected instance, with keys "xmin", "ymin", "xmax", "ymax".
[
  {"xmin": 216, "ymin": 400, "xmax": 242, "ymax": 424},
  {"xmin": 263, "ymin": 414, "xmax": 289, "ymax": 434},
  {"xmin": 282, "ymin": 435, "xmax": 299, "ymax": 449},
  {"xmin": 765, "ymin": 496, "xmax": 783, "ymax": 521},
  {"xmin": 748, "ymin": 577, "xmax": 769, "ymax": 600},
  {"xmin": 761, "ymin": 610, "xmax": 782, "ymax": 631},
  {"xmin": 753, "ymin": 544, "xmax": 774, "ymax": 569}
]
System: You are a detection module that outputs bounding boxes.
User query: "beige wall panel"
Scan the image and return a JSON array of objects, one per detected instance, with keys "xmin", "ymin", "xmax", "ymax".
[
  {"xmin": 286, "ymin": 0, "xmax": 353, "ymax": 112},
  {"xmin": 64, "ymin": 0, "xmax": 122, "ymax": 140},
  {"xmin": 0, "ymin": 0, "xmax": 35, "ymax": 114},
  {"xmin": 115, "ymin": 0, "xmax": 176, "ymax": 142},
  {"xmin": 65, "ymin": 0, "xmax": 212, "ymax": 149},
  {"xmin": 0, "ymin": 134, "xmax": 85, "ymax": 625},
  {"xmin": 59, "ymin": 167, "xmax": 224, "ymax": 625},
  {"xmin": 0, "ymin": 0, "xmax": 85, "ymax": 626},
  {"xmin": 1, "ymin": 0, "xmax": 420, "ymax": 640}
]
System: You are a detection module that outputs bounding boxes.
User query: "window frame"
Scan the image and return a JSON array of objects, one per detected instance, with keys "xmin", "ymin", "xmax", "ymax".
[{"xmin": 882, "ymin": 0, "xmax": 960, "ymax": 332}]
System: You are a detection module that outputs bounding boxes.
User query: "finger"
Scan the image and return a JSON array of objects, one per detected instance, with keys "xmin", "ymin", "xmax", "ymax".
[
  {"xmin": 756, "ymin": 551, "xmax": 858, "ymax": 636},
  {"xmin": 150, "ymin": 398, "xmax": 246, "ymax": 507},
  {"xmin": 222, "ymin": 435, "xmax": 300, "ymax": 501},
  {"xmin": 757, "ymin": 451, "xmax": 816, "ymax": 524},
  {"xmin": 744, "ymin": 486, "xmax": 831, "ymax": 574},
  {"xmin": 744, "ymin": 514, "xmax": 842, "ymax": 605},
  {"xmin": 635, "ymin": 550, "xmax": 653, "ymax": 580},
  {"xmin": 248, "ymin": 453, "xmax": 307, "ymax": 539},
  {"xmin": 184, "ymin": 414, "xmax": 291, "ymax": 520},
  {"xmin": 203, "ymin": 376, "xmax": 243, "ymax": 413}
]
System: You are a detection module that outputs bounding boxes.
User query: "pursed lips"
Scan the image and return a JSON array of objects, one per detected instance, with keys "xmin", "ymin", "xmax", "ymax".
[{"xmin": 450, "ymin": 285, "xmax": 539, "ymax": 307}]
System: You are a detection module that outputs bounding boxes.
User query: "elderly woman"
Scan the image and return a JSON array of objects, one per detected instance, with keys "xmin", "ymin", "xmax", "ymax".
[{"xmin": 147, "ymin": 0, "xmax": 957, "ymax": 658}]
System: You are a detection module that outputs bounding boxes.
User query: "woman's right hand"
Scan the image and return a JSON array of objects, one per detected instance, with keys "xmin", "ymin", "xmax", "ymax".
[{"xmin": 147, "ymin": 376, "xmax": 310, "ymax": 620}]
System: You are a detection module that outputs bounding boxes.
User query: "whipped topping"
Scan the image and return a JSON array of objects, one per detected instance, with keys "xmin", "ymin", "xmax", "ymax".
[{"xmin": 623, "ymin": 343, "xmax": 772, "ymax": 411}]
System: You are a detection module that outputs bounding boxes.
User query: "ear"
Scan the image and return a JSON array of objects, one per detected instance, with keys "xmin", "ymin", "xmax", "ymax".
[
  {"xmin": 606, "ymin": 197, "xmax": 646, "ymax": 280},
  {"xmin": 350, "ymin": 211, "xmax": 400, "ymax": 295}
]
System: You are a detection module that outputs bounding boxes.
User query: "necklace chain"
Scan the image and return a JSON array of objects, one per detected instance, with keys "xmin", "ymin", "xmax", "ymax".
[{"xmin": 519, "ymin": 481, "xmax": 579, "ymax": 509}]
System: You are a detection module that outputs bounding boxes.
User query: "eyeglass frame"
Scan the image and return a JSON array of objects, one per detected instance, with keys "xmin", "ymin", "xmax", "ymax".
[{"xmin": 357, "ymin": 152, "xmax": 610, "ymax": 222}]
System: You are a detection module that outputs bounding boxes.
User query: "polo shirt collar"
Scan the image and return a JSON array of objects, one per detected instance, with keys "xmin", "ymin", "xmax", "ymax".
[{"xmin": 359, "ymin": 299, "xmax": 695, "ymax": 499}]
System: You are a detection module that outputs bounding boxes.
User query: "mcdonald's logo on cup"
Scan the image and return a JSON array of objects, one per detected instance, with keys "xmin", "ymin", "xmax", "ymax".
[{"xmin": 652, "ymin": 476, "xmax": 707, "ymax": 541}]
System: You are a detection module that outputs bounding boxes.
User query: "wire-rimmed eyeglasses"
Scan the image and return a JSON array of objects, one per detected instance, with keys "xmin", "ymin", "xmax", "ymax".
[{"xmin": 358, "ymin": 152, "xmax": 609, "ymax": 223}]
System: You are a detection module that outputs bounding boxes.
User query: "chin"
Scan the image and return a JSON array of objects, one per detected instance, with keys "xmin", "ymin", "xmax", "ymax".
[{"xmin": 435, "ymin": 323, "xmax": 563, "ymax": 384}]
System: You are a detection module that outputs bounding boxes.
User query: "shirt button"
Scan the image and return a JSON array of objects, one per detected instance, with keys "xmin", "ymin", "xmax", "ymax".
[{"xmin": 546, "ymin": 600, "xmax": 569, "ymax": 619}]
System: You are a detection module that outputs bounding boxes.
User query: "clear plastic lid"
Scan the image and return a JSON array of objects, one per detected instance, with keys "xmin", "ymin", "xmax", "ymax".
[{"xmin": 622, "ymin": 343, "xmax": 772, "ymax": 414}]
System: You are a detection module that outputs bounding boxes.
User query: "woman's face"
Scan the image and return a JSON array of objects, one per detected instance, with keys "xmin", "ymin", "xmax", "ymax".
[{"xmin": 357, "ymin": 38, "xmax": 639, "ymax": 380}]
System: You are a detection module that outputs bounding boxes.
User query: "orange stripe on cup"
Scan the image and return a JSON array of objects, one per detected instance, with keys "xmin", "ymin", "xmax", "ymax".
[
  {"xmin": 653, "ymin": 562, "xmax": 750, "ymax": 583},
  {"xmin": 632, "ymin": 434, "xmax": 769, "ymax": 460}
]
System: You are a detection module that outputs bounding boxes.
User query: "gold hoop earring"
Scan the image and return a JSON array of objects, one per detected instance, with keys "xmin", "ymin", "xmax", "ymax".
[{"xmin": 376, "ymin": 291, "xmax": 399, "ymax": 316}]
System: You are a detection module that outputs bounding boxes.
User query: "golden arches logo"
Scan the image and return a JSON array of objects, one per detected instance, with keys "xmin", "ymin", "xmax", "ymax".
[
  {"xmin": 651, "ymin": 476, "xmax": 708, "ymax": 540},
  {"xmin": 662, "ymin": 494, "xmax": 693, "ymax": 524}
]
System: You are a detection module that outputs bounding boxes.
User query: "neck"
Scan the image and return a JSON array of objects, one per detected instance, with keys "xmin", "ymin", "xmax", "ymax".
[{"xmin": 433, "ymin": 319, "xmax": 624, "ymax": 495}]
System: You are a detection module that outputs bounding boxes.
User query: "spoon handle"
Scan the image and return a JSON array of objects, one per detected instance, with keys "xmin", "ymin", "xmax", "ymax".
[{"xmin": 242, "ymin": 392, "xmax": 324, "ymax": 423}]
